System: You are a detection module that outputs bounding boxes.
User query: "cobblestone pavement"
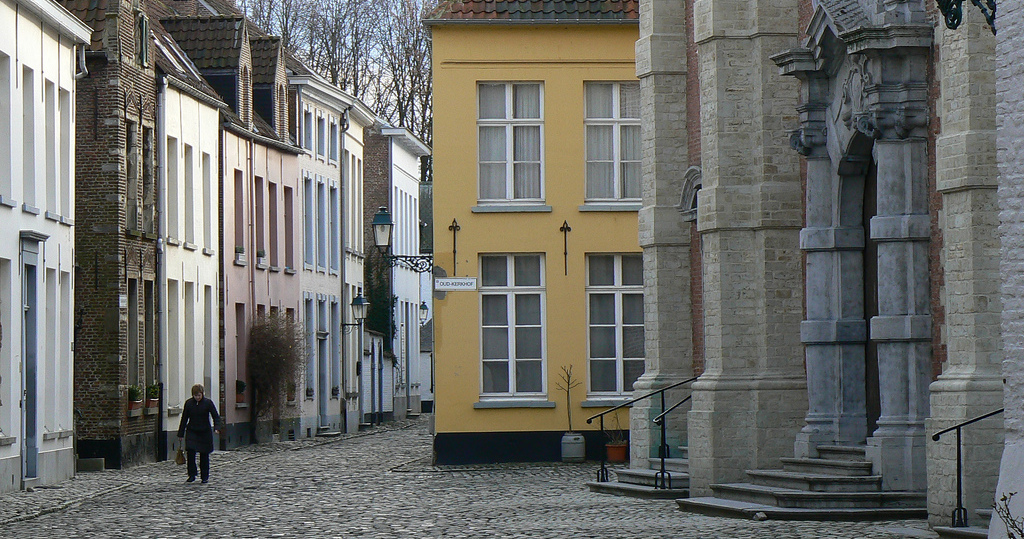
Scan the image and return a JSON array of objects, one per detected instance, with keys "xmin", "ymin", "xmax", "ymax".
[{"xmin": 0, "ymin": 417, "xmax": 939, "ymax": 538}]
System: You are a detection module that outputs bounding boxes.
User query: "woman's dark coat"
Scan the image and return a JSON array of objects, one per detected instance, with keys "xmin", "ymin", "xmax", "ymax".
[{"xmin": 177, "ymin": 397, "xmax": 221, "ymax": 453}]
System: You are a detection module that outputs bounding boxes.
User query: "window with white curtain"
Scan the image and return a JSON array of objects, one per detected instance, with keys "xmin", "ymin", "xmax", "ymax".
[
  {"xmin": 584, "ymin": 82, "xmax": 641, "ymax": 201},
  {"xmin": 478, "ymin": 83, "xmax": 543, "ymax": 202},
  {"xmin": 586, "ymin": 254, "xmax": 645, "ymax": 394},
  {"xmin": 480, "ymin": 254, "xmax": 545, "ymax": 396}
]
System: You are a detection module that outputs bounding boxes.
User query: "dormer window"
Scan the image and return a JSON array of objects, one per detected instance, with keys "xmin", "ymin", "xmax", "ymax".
[{"xmin": 136, "ymin": 14, "xmax": 149, "ymax": 67}]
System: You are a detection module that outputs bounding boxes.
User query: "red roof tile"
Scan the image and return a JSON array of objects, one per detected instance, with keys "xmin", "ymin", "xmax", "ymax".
[{"xmin": 427, "ymin": 0, "xmax": 638, "ymax": 22}]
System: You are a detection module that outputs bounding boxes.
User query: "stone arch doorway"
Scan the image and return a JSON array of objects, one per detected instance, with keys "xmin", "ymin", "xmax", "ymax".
[{"xmin": 775, "ymin": 12, "xmax": 933, "ymax": 491}]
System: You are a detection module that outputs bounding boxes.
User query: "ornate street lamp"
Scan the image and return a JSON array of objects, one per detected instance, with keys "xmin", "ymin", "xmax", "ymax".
[
  {"xmin": 937, "ymin": 0, "xmax": 996, "ymax": 34},
  {"xmin": 371, "ymin": 207, "xmax": 434, "ymax": 273},
  {"xmin": 419, "ymin": 301, "xmax": 429, "ymax": 323}
]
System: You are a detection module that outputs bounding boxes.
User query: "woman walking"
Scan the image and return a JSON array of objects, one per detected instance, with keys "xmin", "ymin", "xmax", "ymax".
[{"xmin": 177, "ymin": 383, "xmax": 221, "ymax": 484}]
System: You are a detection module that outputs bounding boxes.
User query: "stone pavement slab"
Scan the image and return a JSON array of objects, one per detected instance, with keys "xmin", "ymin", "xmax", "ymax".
[{"xmin": 0, "ymin": 417, "xmax": 940, "ymax": 538}]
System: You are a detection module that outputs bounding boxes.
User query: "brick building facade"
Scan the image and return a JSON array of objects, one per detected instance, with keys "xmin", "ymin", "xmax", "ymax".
[{"xmin": 63, "ymin": 0, "xmax": 165, "ymax": 469}]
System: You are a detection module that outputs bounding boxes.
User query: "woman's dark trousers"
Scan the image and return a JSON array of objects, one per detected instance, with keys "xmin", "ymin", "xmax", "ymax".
[{"xmin": 187, "ymin": 450, "xmax": 210, "ymax": 481}]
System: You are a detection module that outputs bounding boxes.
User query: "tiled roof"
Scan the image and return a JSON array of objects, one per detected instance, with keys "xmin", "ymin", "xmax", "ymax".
[
  {"xmin": 161, "ymin": 16, "xmax": 246, "ymax": 70},
  {"xmin": 427, "ymin": 0, "xmax": 638, "ymax": 22},
  {"xmin": 249, "ymin": 36, "xmax": 280, "ymax": 85},
  {"xmin": 56, "ymin": 0, "xmax": 109, "ymax": 51}
]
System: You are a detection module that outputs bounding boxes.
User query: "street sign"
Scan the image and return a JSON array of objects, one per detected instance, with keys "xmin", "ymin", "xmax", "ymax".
[{"xmin": 435, "ymin": 277, "xmax": 477, "ymax": 291}]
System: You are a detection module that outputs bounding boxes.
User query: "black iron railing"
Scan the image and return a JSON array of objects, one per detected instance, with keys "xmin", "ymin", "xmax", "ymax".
[
  {"xmin": 586, "ymin": 376, "xmax": 699, "ymax": 488},
  {"xmin": 932, "ymin": 408, "xmax": 1004, "ymax": 527}
]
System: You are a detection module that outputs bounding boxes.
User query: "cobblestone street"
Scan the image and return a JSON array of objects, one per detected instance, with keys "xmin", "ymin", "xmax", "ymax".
[{"xmin": 0, "ymin": 417, "xmax": 938, "ymax": 538}]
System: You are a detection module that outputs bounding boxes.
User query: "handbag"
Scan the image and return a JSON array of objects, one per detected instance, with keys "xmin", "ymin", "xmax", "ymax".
[{"xmin": 175, "ymin": 448, "xmax": 186, "ymax": 465}]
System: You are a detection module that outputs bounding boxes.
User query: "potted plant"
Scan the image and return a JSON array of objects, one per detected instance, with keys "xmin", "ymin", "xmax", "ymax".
[
  {"xmin": 127, "ymin": 385, "xmax": 143, "ymax": 410},
  {"xmin": 234, "ymin": 245, "xmax": 246, "ymax": 264},
  {"xmin": 255, "ymin": 249, "xmax": 267, "ymax": 266},
  {"xmin": 145, "ymin": 383, "xmax": 160, "ymax": 408},
  {"xmin": 556, "ymin": 365, "xmax": 585, "ymax": 462},
  {"xmin": 236, "ymin": 379, "xmax": 246, "ymax": 403},
  {"xmin": 605, "ymin": 413, "xmax": 629, "ymax": 463}
]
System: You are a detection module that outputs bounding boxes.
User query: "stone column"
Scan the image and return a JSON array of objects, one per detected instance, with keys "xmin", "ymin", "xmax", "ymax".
[
  {"xmin": 866, "ymin": 139, "xmax": 932, "ymax": 492},
  {"xmin": 687, "ymin": 0, "xmax": 806, "ymax": 495},
  {"xmin": 993, "ymin": 0, "xmax": 1024, "ymax": 535},
  {"xmin": 927, "ymin": 8, "xmax": 1003, "ymax": 527},
  {"xmin": 632, "ymin": 0, "xmax": 693, "ymax": 465}
]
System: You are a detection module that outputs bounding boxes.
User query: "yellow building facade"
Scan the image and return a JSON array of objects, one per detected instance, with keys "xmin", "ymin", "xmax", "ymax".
[{"xmin": 428, "ymin": 2, "xmax": 640, "ymax": 463}]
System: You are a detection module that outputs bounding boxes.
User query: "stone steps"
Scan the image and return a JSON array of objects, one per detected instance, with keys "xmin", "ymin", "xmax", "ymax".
[
  {"xmin": 746, "ymin": 469, "xmax": 882, "ymax": 492},
  {"xmin": 678, "ymin": 497, "xmax": 928, "ymax": 521},
  {"xmin": 934, "ymin": 526, "xmax": 990, "ymax": 539},
  {"xmin": 675, "ymin": 445, "xmax": 927, "ymax": 520},
  {"xmin": 646, "ymin": 457, "xmax": 689, "ymax": 474},
  {"xmin": 615, "ymin": 468, "xmax": 690, "ymax": 489},
  {"xmin": 815, "ymin": 445, "xmax": 867, "ymax": 462},
  {"xmin": 780, "ymin": 457, "xmax": 874, "ymax": 476},
  {"xmin": 587, "ymin": 479, "xmax": 689, "ymax": 499},
  {"xmin": 709, "ymin": 482, "xmax": 924, "ymax": 509},
  {"xmin": 586, "ymin": 454, "xmax": 690, "ymax": 499}
]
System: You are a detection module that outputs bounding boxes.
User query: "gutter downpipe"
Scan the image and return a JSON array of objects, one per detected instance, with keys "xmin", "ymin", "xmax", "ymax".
[
  {"xmin": 155, "ymin": 75, "xmax": 167, "ymax": 460},
  {"xmin": 74, "ymin": 45, "xmax": 88, "ymax": 80},
  {"xmin": 338, "ymin": 104, "xmax": 352, "ymax": 433}
]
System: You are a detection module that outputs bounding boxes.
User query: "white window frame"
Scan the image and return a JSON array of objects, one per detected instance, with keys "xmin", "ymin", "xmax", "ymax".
[
  {"xmin": 477, "ymin": 82, "xmax": 544, "ymax": 204},
  {"xmin": 479, "ymin": 254, "xmax": 546, "ymax": 397},
  {"xmin": 586, "ymin": 253, "xmax": 645, "ymax": 396},
  {"xmin": 584, "ymin": 82, "xmax": 641, "ymax": 202}
]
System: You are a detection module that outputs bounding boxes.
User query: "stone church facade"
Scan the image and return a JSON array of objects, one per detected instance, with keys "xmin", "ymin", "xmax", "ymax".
[{"xmin": 635, "ymin": 0, "xmax": 1001, "ymax": 526}]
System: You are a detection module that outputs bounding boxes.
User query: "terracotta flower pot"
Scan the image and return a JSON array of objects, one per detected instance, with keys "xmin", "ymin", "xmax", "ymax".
[{"xmin": 605, "ymin": 442, "xmax": 628, "ymax": 463}]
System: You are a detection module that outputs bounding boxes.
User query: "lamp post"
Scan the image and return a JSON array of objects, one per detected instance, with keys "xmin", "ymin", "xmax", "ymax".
[
  {"xmin": 343, "ymin": 294, "xmax": 368, "ymax": 425},
  {"xmin": 371, "ymin": 207, "xmax": 433, "ymax": 416}
]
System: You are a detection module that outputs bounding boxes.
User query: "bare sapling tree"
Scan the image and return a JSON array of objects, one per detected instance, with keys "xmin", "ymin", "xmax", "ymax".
[
  {"xmin": 556, "ymin": 365, "xmax": 582, "ymax": 433},
  {"xmin": 246, "ymin": 312, "xmax": 305, "ymax": 442}
]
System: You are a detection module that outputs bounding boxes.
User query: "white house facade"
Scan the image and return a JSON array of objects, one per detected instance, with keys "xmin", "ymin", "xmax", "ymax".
[
  {"xmin": 0, "ymin": 0, "xmax": 90, "ymax": 491},
  {"xmin": 380, "ymin": 126, "xmax": 429, "ymax": 417},
  {"xmin": 157, "ymin": 74, "xmax": 223, "ymax": 449},
  {"xmin": 290, "ymin": 69, "xmax": 374, "ymax": 434}
]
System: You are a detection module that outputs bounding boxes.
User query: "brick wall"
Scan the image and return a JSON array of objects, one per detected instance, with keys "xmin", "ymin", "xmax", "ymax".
[{"xmin": 71, "ymin": 0, "xmax": 161, "ymax": 467}]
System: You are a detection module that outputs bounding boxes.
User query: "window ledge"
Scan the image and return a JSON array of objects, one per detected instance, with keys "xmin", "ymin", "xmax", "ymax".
[
  {"xmin": 234, "ymin": 259, "xmax": 247, "ymax": 267},
  {"xmin": 167, "ymin": 406, "xmax": 182, "ymax": 416},
  {"xmin": 581, "ymin": 398, "xmax": 633, "ymax": 408},
  {"xmin": 45, "ymin": 211, "xmax": 61, "ymax": 222},
  {"xmin": 0, "ymin": 195, "xmax": 16, "ymax": 208},
  {"xmin": 578, "ymin": 203, "xmax": 642, "ymax": 212},
  {"xmin": 183, "ymin": 242, "xmax": 198, "ymax": 251},
  {"xmin": 472, "ymin": 204, "xmax": 552, "ymax": 213},
  {"xmin": 474, "ymin": 400, "xmax": 556, "ymax": 409},
  {"xmin": 285, "ymin": 267, "xmax": 297, "ymax": 275},
  {"xmin": 0, "ymin": 436, "xmax": 16, "ymax": 446},
  {"xmin": 269, "ymin": 265, "xmax": 281, "ymax": 272},
  {"xmin": 143, "ymin": 232, "xmax": 159, "ymax": 240},
  {"xmin": 235, "ymin": 402, "xmax": 249, "ymax": 409},
  {"xmin": 125, "ymin": 228, "xmax": 143, "ymax": 237},
  {"xmin": 203, "ymin": 248, "xmax": 215, "ymax": 256},
  {"xmin": 256, "ymin": 262, "xmax": 269, "ymax": 270},
  {"xmin": 22, "ymin": 203, "xmax": 40, "ymax": 215},
  {"xmin": 166, "ymin": 237, "xmax": 180, "ymax": 246},
  {"xmin": 127, "ymin": 408, "xmax": 143, "ymax": 418},
  {"xmin": 61, "ymin": 216, "xmax": 75, "ymax": 226},
  {"xmin": 43, "ymin": 431, "xmax": 60, "ymax": 441}
]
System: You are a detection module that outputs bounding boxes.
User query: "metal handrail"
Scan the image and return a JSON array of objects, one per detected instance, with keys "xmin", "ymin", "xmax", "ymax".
[
  {"xmin": 932, "ymin": 408, "xmax": 1004, "ymax": 528},
  {"xmin": 653, "ymin": 395, "xmax": 692, "ymax": 425},
  {"xmin": 584, "ymin": 375, "xmax": 699, "ymax": 487},
  {"xmin": 585, "ymin": 376, "xmax": 699, "ymax": 425}
]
